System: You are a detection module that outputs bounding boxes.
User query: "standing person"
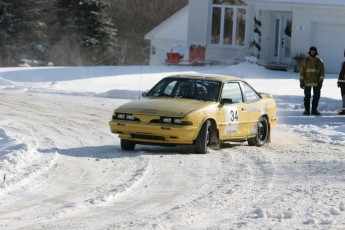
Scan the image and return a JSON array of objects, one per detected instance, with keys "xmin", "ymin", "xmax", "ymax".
[
  {"xmin": 299, "ymin": 46, "xmax": 325, "ymax": 115},
  {"xmin": 338, "ymin": 49, "xmax": 345, "ymax": 115}
]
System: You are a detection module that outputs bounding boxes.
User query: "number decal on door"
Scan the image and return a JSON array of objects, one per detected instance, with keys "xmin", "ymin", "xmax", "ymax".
[
  {"xmin": 224, "ymin": 106, "xmax": 239, "ymax": 134},
  {"xmin": 229, "ymin": 110, "xmax": 238, "ymax": 122}
]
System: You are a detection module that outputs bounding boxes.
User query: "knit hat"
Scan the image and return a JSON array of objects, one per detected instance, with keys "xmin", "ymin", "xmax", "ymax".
[{"xmin": 308, "ymin": 46, "xmax": 318, "ymax": 55}]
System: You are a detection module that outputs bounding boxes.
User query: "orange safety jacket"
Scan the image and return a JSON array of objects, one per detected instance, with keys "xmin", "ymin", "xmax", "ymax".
[{"xmin": 300, "ymin": 56, "xmax": 325, "ymax": 87}]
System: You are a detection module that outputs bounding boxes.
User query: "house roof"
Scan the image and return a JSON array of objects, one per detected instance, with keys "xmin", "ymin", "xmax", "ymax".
[
  {"xmin": 245, "ymin": 0, "xmax": 345, "ymax": 6},
  {"xmin": 144, "ymin": 6, "xmax": 188, "ymax": 40}
]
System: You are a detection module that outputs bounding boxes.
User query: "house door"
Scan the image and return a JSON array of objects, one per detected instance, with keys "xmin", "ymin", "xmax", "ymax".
[{"xmin": 269, "ymin": 13, "xmax": 292, "ymax": 64}]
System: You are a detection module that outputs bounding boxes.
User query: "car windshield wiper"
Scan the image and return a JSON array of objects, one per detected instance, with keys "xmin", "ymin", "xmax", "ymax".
[{"xmin": 147, "ymin": 93, "xmax": 174, "ymax": 98}]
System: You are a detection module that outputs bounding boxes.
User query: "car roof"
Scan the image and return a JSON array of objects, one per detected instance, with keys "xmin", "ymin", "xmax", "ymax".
[{"xmin": 166, "ymin": 74, "xmax": 241, "ymax": 83}]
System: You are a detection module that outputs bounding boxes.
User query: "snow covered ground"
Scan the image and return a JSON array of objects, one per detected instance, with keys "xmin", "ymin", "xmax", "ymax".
[{"xmin": 0, "ymin": 62, "xmax": 345, "ymax": 229}]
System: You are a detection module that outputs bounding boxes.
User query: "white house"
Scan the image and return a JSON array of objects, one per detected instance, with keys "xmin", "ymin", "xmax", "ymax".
[
  {"xmin": 144, "ymin": 6, "xmax": 189, "ymax": 65},
  {"xmin": 145, "ymin": 0, "xmax": 345, "ymax": 73}
]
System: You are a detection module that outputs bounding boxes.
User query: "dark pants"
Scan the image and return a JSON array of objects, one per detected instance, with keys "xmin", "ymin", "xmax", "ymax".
[
  {"xmin": 304, "ymin": 86, "xmax": 321, "ymax": 111},
  {"xmin": 341, "ymin": 85, "xmax": 345, "ymax": 96},
  {"xmin": 341, "ymin": 85, "xmax": 345, "ymax": 110}
]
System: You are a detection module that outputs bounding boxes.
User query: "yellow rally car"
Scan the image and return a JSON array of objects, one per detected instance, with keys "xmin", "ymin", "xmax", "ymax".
[{"xmin": 109, "ymin": 74, "xmax": 277, "ymax": 154}]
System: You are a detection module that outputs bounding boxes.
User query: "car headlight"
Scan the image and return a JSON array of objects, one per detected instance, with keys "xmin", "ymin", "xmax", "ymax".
[
  {"xmin": 174, "ymin": 118, "xmax": 182, "ymax": 124},
  {"xmin": 117, "ymin": 113, "xmax": 126, "ymax": 119},
  {"xmin": 126, "ymin": 114, "xmax": 135, "ymax": 120},
  {"xmin": 162, "ymin": 117, "xmax": 172, "ymax": 123},
  {"xmin": 113, "ymin": 113, "xmax": 137, "ymax": 121},
  {"xmin": 160, "ymin": 117, "xmax": 192, "ymax": 125}
]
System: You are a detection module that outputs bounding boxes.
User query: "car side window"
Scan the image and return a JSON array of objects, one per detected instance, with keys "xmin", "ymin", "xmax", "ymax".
[
  {"xmin": 242, "ymin": 82, "xmax": 261, "ymax": 102},
  {"xmin": 163, "ymin": 81, "xmax": 177, "ymax": 95},
  {"xmin": 221, "ymin": 82, "xmax": 243, "ymax": 103}
]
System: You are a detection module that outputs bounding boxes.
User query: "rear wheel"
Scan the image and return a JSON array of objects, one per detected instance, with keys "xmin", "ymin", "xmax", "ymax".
[
  {"xmin": 121, "ymin": 139, "xmax": 136, "ymax": 150},
  {"xmin": 195, "ymin": 120, "xmax": 211, "ymax": 154},
  {"xmin": 248, "ymin": 116, "xmax": 269, "ymax": 147}
]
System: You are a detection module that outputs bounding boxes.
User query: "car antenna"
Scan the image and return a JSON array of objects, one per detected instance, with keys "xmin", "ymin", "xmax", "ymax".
[{"xmin": 138, "ymin": 65, "xmax": 143, "ymax": 99}]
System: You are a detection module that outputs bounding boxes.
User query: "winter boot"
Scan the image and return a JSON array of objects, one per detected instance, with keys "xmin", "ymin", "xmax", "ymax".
[
  {"xmin": 340, "ymin": 95, "xmax": 345, "ymax": 115},
  {"xmin": 311, "ymin": 109, "xmax": 321, "ymax": 115},
  {"xmin": 303, "ymin": 101, "xmax": 310, "ymax": 115},
  {"xmin": 303, "ymin": 110, "xmax": 310, "ymax": 115}
]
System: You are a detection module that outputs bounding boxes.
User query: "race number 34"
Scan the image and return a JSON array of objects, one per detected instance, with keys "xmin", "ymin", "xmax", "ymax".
[
  {"xmin": 229, "ymin": 109, "xmax": 238, "ymax": 122},
  {"xmin": 224, "ymin": 106, "xmax": 239, "ymax": 134}
]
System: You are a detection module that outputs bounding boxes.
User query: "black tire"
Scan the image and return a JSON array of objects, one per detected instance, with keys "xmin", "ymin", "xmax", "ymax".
[
  {"xmin": 195, "ymin": 120, "xmax": 211, "ymax": 154},
  {"xmin": 121, "ymin": 139, "xmax": 136, "ymax": 151},
  {"xmin": 248, "ymin": 116, "xmax": 269, "ymax": 147}
]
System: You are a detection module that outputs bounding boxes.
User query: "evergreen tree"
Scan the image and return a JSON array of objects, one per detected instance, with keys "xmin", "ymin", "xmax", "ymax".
[
  {"xmin": 0, "ymin": 0, "xmax": 49, "ymax": 67},
  {"xmin": 50, "ymin": 0, "xmax": 117, "ymax": 66}
]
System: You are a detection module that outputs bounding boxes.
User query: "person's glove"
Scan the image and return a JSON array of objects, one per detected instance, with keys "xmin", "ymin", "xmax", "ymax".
[
  {"xmin": 300, "ymin": 81, "xmax": 305, "ymax": 89},
  {"xmin": 318, "ymin": 82, "xmax": 323, "ymax": 88}
]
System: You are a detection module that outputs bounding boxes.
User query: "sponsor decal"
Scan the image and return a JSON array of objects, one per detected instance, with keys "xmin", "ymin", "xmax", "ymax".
[
  {"xmin": 250, "ymin": 123, "xmax": 258, "ymax": 135},
  {"xmin": 140, "ymin": 109, "xmax": 158, "ymax": 114},
  {"xmin": 250, "ymin": 105, "xmax": 260, "ymax": 112}
]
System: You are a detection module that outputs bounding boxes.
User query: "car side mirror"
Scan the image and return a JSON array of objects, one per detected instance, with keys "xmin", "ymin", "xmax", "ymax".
[
  {"xmin": 220, "ymin": 98, "xmax": 233, "ymax": 105},
  {"xmin": 141, "ymin": 92, "xmax": 148, "ymax": 97}
]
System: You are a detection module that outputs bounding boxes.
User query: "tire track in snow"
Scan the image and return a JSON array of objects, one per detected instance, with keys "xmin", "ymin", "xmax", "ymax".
[{"xmin": 1, "ymin": 91, "xmax": 345, "ymax": 229}]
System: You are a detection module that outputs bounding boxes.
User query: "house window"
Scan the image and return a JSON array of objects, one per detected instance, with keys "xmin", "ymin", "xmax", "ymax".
[{"xmin": 211, "ymin": 0, "xmax": 246, "ymax": 46}]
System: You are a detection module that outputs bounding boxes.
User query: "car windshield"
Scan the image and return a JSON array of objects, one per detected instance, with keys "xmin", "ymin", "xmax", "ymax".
[{"xmin": 146, "ymin": 77, "xmax": 221, "ymax": 102}]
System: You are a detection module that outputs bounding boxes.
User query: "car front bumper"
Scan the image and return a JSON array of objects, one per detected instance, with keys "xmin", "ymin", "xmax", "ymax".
[{"xmin": 109, "ymin": 120, "xmax": 199, "ymax": 144}]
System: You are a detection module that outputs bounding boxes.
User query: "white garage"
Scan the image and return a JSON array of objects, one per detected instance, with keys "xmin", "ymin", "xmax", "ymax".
[{"xmin": 311, "ymin": 22, "xmax": 345, "ymax": 73}]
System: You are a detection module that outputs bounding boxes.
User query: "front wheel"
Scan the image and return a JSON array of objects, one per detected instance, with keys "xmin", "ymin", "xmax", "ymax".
[
  {"xmin": 121, "ymin": 139, "xmax": 136, "ymax": 151},
  {"xmin": 248, "ymin": 117, "xmax": 269, "ymax": 147},
  {"xmin": 195, "ymin": 120, "xmax": 211, "ymax": 154}
]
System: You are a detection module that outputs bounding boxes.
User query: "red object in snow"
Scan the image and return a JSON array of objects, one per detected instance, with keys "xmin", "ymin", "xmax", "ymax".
[
  {"xmin": 189, "ymin": 46, "xmax": 205, "ymax": 66},
  {"xmin": 166, "ymin": 52, "xmax": 180, "ymax": 64}
]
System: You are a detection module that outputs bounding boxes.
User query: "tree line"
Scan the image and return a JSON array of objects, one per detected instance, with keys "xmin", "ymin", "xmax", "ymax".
[{"xmin": 0, "ymin": 0, "xmax": 187, "ymax": 67}]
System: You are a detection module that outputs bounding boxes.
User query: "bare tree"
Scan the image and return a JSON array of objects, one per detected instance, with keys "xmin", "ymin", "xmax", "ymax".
[{"xmin": 107, "ymin": 0, "xmax": 187, "ymax": 65}]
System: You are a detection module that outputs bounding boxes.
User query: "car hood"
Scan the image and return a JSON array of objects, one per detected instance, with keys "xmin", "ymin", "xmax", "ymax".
[{"xmin": 116, "ymin": 98, "xmax": 212, "ymax": 117}]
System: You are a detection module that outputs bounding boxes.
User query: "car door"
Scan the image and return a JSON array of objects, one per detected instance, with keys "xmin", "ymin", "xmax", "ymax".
[
  {"xmin": 240, "ymin": 81, "xmax": 263, "ymax": 136},
  {"xmin": 219, "ymin": 82, "xmax": 248, "ymax": 139}
]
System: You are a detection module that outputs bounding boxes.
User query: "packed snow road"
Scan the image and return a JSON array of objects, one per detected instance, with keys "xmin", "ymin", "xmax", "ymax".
[{"xmin": 0, "ymin": 91, "xmax": 345, "ymax": 229}]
